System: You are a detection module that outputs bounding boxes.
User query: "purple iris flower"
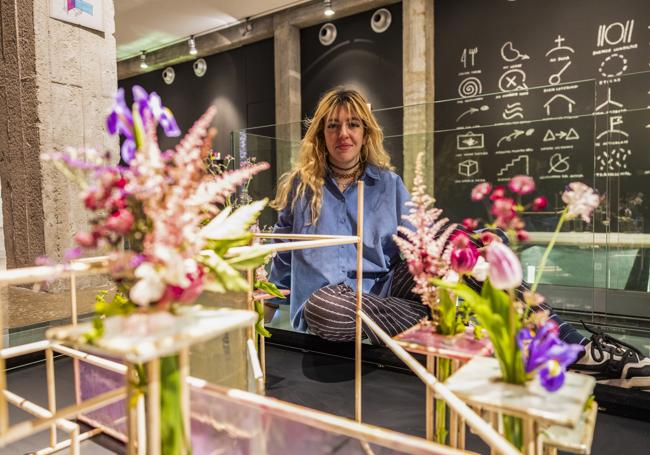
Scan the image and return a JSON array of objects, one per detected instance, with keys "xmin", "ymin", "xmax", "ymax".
[
  {"xmin": 121, "ymin": 139, "xmax": 137, "ymax": 163},
  {"xmin": 517, "ymin": 321, "xmax": 584, "ymax": 392},
  {"xmin": 106, "ymin": 88, "xmax": 134, "ymax": 139},
  {"xmin": 132, "ymin": 86, "xmax": 181, "ymax": 137}
]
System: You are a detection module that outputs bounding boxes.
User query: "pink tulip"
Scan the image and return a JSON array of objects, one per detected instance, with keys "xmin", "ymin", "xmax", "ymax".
[
  {"xmin": 450, "ymin": 232, "xmax": 479, "ymax": 274},
  {"xmin": 486, "ymin": 241, "xmax": 523, "ymax": 290},
  {"xmin": 508, "ymin": 175, "xmax": 535, "ymax": 195}
]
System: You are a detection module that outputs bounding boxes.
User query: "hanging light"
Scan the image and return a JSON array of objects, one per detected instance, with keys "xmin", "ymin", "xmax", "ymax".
[
  {"xmin": 324, "ymin": 0, "xmax": 335, "ymax": 17},
  {"xmin": 188, "ymin": 36, "xmax": 198, "ymax": 55},
  {"xmin": 139, "ymin": 51, "xmax": 148, "ymax": 69}
]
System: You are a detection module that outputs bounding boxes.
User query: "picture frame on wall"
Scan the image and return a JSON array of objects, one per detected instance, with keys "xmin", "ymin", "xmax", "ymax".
[{"xmin": 50, "ymin": 0, "xmax": 104, "ymax": 32}]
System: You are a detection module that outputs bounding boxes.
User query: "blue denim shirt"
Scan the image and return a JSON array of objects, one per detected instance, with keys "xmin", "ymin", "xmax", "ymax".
[{"xmin": 269, "ymin": 164, "xmax": 411, "ymax": 332}]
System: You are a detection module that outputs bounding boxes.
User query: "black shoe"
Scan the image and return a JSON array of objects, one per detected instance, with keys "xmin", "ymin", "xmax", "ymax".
[{"xmin": 569, "ymin": 322, "xmax": 650, "ymax": 389}]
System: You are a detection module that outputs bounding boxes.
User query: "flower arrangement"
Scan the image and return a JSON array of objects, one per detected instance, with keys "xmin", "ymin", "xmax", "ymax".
[
  {"xmin": 433, "ymin": 176, "xmax": 599, "ymax": 448},
  {"xmin": 396, "ymin": 152, "xmax": 600, "ymax": 447},
  {"xmin": 41, "ymin": 85, "xmax": 275, "ymax": 454}
]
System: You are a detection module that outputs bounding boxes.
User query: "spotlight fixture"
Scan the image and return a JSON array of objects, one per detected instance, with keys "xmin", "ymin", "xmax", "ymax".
[
  {"xmin": 139, "ymin": 51, "xmax": 148, "ymax": 69},
  {"xmin": 323, "ymin": 0, "xmax": 335, "ymax": 17},
  {"xmin": 188, "ymin": 36, "xmax": 198, "ymax": 55}
]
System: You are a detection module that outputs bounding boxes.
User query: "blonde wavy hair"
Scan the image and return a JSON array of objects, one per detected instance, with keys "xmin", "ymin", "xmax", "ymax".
[{"xmin": 271, "ymin": 88, "xmax": 393, "ymax": 224}]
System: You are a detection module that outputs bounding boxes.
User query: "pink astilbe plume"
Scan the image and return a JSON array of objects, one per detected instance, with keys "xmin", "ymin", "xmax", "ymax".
[{"xmin": 393, "ymin": 152, "xmax": 456, "ymax": 305}]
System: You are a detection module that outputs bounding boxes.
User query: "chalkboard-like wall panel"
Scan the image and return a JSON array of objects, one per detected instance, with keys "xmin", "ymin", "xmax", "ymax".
[{"xmin": 434, "ymin": 0, "xmax": 650, "ymax": 232}]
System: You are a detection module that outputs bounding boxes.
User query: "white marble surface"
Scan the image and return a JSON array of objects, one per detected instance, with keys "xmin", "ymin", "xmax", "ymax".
[
  {"xmin": 47, "ymin": 306, "xmax": 257, "ymax": 363},
  {"xmin": 444, "ymin": 356, "xmax": 595, "ymax": 428}
]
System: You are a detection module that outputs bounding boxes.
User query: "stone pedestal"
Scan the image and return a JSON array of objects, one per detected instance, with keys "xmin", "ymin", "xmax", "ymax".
[{"xmin": 0, "ymin": 0, "xmax": 118, "ymax": 269}]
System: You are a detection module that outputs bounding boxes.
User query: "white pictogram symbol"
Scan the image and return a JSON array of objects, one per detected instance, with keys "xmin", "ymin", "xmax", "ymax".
[
  {"xmin": 500, "ymin": 41, "xmax": 530, "ymax": 62},
  {"xmin": 597, "ymin": 20, "xmax": 634, "ymax": 47},
  {"xmin": 502, "ymin": 102, "xmax": 524, "ymax": 120},
  {"xmin": 458, "ymin": 77, "xmax": 483, "ymax": 98},
  {"xmin": 543, "ymin": 128, "xmax": 579, "ymax": 142},
  {"xmin": 546, "ymin": 35, "xmax": 575, "ymax": 57},
  {"xmin": 457, "ymin": 132, "xmax": 484, "ymax": 150},
  {"xmin": 458, "ymin": 160, "xmax": 479, "ymax": 177},
  {"xmin": 597, "ymin": 148, "xmax": 631, "ymax": 172},
  {"xmin": 599, "ymin": 53, "xmax": 628, "ymax": 78},
  {"xmin": 497, "ymin": 128, "xmax": 534, "ymax": 148},
  {"xmin": 461, "ymin": 47, "xmax": 478, "ymax": 68},
  {"xmin": 596, "ymin": 115, "xmax": 629, "ymax": 140},
  {"xmin": 544, "ymin": 94, "xmax": 576, "ymax": 116},
  {"xmin": 499, "ymin": 69, "xmax": 528, "ymax": 92},
  {"xmin": 498, "ymin": 155, "xmax": 529, "ymax": 177},
  {"xmin": 549, "ymin": 61, "xmax": 572, "ymax": 85},
  {"xmin": 456, "ymin": 105, "xmax": 489, "ymax": 122},
  {"xmin": 548, "ymin": 153, "xmax": 570, "ymax": 173},
  {"xmin": 595, "ymin": 87, "xmax": 624, "ymax": 112}
]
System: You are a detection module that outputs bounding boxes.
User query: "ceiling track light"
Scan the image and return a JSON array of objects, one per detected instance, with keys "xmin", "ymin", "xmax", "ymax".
[
  {"xmin": 324, "ymin": 0, "xmax": 335, "ymax": 17},
  {"xmin": 188, "ymin": 35, "xmax": 198, "ymax": 56},
  {"xmin": 139, "ymin": 51, "xmax": 148, "ymax": 69}
]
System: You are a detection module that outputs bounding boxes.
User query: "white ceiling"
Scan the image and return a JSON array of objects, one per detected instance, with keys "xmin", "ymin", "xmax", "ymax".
[{"xmin": 115, "ymin": 0, "xmax": 311, "ymax": 60}]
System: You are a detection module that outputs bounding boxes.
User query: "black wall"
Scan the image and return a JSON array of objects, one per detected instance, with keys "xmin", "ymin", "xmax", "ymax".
[
  {"xmin": 300, "ymin": 4, "xmax": 404, "ymax": 173},
  {"xmin": 120, "ymin": 38, "xmax": 275, "ymax": 169},
  {"xmin": 434, "ymin": 0, "xmax": 650, "ymax": 233}
]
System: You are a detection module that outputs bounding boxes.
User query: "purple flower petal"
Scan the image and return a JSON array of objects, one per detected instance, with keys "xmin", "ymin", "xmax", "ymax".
[
  {"xmin": 539, "ymin": 361, "xmax": 565, "ymax": 392},
  {"xmin": 160, "ymin": 108, "xmax": 181, "ymax": 137},
  {"xmin": 121, "ymin": 139, "xmax": 137, "ymax": 163},
  {"xmin": 64, "ymin": 247, "xmax": 83, "ymax": 261}
]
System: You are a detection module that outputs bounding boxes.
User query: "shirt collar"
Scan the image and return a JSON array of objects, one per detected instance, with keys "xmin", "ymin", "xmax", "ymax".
[{"xmin": 363, "ymin": 164, "xmax": 380, "ymax": 181}]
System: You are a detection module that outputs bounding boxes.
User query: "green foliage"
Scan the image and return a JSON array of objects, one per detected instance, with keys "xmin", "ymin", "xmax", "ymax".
[
  {"xmin": 253, "ymin": 300, "xmax": 271, "ymax": 339},
  {"xmin": 254, "ymin": 280, "xmax": 285, "ymax": 299},
  {"xmin": 160, "ymin": 355, "xmax": 189, "ymax": 454},
  {"xmin": 84, "ymin": 291, "xmax": 136, "ymax": 344},
  {"xmin": 433, "ymin": 278, "xmax": 526, "ymax": 385},
  {"xmin": 436, "ymin": 289, "xmax": 466, "ymax": 336}
]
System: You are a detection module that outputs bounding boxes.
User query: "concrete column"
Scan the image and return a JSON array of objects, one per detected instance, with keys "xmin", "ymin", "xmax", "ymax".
[
  {"xmin": 402, "ymin": 0, "xmax": 434, "ymax": 192},
  {"xmin": 0, "ymin": 1, "xmax": 118, "ymax": 269},
  {"xmin": 273, "ymin": 21, "xmax": 302, "ymax": 178}
]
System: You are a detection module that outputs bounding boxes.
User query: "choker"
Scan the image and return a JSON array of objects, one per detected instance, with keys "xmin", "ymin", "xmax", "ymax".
[
  {"xmin": 329, "ymin": 158, "xmax": 360, "ymax": 172},
  {"xmin": 332, "ymin": 169, "xmax": 359, "ymax": 179}
]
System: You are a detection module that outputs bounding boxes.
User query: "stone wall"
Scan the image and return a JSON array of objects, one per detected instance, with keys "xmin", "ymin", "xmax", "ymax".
[{"xmin": 0, "ymin": 1, "xmax": 118, "ymax": 269}]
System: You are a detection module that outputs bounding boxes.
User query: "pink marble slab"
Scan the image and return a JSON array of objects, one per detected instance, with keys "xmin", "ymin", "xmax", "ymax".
[{"xmin": 394, "ymin": 323, "xmax": 493, "ymax": 361}]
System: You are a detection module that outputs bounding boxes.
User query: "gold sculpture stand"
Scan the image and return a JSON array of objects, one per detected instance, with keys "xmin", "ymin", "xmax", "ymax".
[
  {"xmin": 394, "ymin": 323, "xmax": 493, "ymax": 448},
  {"xmin": 444, "ymin": 356, "xmax": 597, "ymax": 455},
  {"xmin": 46, "ymin": 307, "xmax": 257, "ymax": 455}
]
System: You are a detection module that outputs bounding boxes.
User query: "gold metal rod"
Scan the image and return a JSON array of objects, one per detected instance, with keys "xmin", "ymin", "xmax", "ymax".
[
  {"xmin": 0, "ymin": 387, "xmax": 125, "ymax": 447},
  {"xmin": 0, "ymin": 340, "xmax": 50, "ymax": 359},
  {"xmin": 227, "ymin": 237, "xmax": 359, "ymax": 257},
  {"xmin": 70, "ymin": 273, "xmax": 77, "ymax": 326},
  {"xmin": 45, "ymin": 348, "xmax": 57, "ymax": 447},
  {"xmin": 33, "ymin": 428, "xmax": 101, "ymax": 455},
  {"xmin": 146, "ymin": 359, "xmax": 161, "ymax": 455},
  {"xmin": 50, "ymin": 344, "xmax": 127, "ymax": 374},
  {"xmin": 125, "ymin": 364, "xmax": 139, "ymax": 455},
  {"xmin": 359, "ymin": 311, "xmax": 520, "ymax": 455},
  {"xmin": 425, "ymin": 355, "xmax": 434, "ymax": 441},
  {"xmin": 252, "ymin": 233, "xmax": 359, "ymax": 240},
  {"xmin": 3, "ymin": 390, "xmax": 77, "ymax": 432},
  {"xmin": 354, "ymin": 180, "xmax": 364, "ymax": 423}
]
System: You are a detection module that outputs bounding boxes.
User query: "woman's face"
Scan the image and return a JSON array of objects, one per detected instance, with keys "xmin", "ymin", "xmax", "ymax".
[{"xmin": 323, "ymin": 106, "xmax": 366, "ymax": 168}]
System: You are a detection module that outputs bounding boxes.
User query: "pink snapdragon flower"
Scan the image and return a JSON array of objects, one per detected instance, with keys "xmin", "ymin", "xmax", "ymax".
[
  {"xmin": 508, "ymin": 175, "xmax": 535, "ymax": 195},
  {"xmin": 532, "ymin": 196, "xmax": 548, "ymax": 211},
  {"xmin": 562, "ymin": 182, "xmax": 600, "ymax": 223},
  {"xmin": 105, "ymin": 209, "xmax": 135, "ymax": 235},
  {"xmin": 486, "ymin": 241, "xmax": 523, "ymax": 290}
]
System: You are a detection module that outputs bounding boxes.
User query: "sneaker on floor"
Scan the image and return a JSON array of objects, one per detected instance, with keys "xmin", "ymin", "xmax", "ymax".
[{"xmin": 569, "ymin": 322, "xmax": 650, "ymax": 390}]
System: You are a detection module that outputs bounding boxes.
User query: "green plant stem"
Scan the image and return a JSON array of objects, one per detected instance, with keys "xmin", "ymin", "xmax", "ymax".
[
  {"xmin": 160, "ymin": 355, "xmax": 189, "ymax": 454},
  {"xmin": 531, "ymin": 209, "xmax": 567, "ymax": 295},
  {"xmin": 435, "ymin": 357, "xmax": 452, "ymax": 444},
  {"xmin": 503, "ymin": 415, "xmax": 523, "ymax": 450}
]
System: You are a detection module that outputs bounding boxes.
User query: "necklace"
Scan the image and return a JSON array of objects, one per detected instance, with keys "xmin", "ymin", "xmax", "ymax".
[
  {"xmin": 332, "ymin": 169, "xmax": 359, "ymax": 179},
  {"xmin": 329, "ymin": 158, "xmax": 360, "ymax": 171}
]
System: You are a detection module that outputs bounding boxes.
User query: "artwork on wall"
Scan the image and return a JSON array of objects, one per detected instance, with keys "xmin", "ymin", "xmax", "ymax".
[{"xmin": 50, "ymin": 0, "xmax": 104, "ymax": 32}]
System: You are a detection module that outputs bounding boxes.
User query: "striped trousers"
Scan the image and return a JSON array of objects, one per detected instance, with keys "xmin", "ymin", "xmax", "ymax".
[
  {"xmin": 303, "ymin": 261, "xmax": 430, "ymax": 344},
  {"xmin": 303, "ymin": 250, "xmax": 587, "ymax": 347}
]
